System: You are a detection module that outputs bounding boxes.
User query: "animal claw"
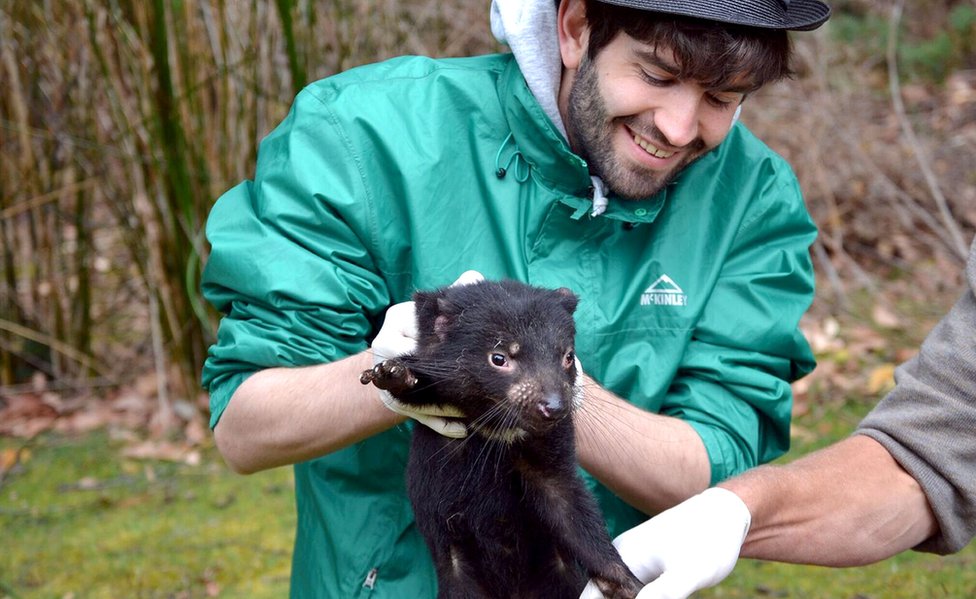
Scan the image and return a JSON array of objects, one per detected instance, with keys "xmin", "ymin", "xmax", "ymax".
[{"xmin": 360, "ymin": 359, "xmax": 417, "ymax": 396}]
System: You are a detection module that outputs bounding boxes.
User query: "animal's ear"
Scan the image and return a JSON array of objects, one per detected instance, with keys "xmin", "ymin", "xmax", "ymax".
[
  {"xmin": 413, "ymin": 290, "xmax": 444, "ymax": 342},
  {"xmin": 433, "ymin": 298, "xmax": 462, "ymax": 341},
  {"xmin": 555, "ymin": 287, "xmax": 578, "ymax": 315},
  {"xmin": 413, "ymin": 290, "xmax": 460, "ymax": 343}
]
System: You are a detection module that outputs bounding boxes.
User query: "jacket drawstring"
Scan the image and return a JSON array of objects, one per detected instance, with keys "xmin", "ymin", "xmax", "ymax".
[
  {"xmin": 494, "ymin": 132, "xmax": 530, "ymax": 183},
  {"xmin": 494, "ymin": 132, "xmax": 608, "ymax": 218},
  {"xmin": 589, "ymin": 175, "xmax": 609, "ymax": 217}
]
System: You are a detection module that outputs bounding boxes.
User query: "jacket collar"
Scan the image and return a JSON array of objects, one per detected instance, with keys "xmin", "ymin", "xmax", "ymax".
[{"xmin": 497, "ymin": 56, "xmax": 666, "ymax": 224}]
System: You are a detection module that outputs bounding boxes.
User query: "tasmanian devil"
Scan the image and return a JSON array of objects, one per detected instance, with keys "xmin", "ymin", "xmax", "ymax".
[{"xmin": 360, "ymin": 279, "xmax": 641, "ymax": 599}]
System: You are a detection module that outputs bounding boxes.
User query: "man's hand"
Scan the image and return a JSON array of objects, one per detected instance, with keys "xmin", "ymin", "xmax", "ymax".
[
  {"xmin": 619, "ymin": 488, "xmax": 751, "ymax": 599},
  {"xmin": 579, "ymin": 487, "xmax": 751, "ymax": 599},
  {"xmin": 370, "ymin": 301, "xmax": 419, "ymax": 364},
  {"xmin": 368, "ymin": 270, "xmax": 485, "ymax": 438}
]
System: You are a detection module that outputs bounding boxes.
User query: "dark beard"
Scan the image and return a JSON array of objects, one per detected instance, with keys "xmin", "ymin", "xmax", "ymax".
[{"xmin": 566, "ymin": 54, "xmax": 707, "ymax": 201}]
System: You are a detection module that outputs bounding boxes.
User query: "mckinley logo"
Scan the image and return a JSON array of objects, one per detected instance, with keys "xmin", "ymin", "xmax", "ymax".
[{"xmin": 641, "ymin": 275, "xmax": 687, "ymax": 307}]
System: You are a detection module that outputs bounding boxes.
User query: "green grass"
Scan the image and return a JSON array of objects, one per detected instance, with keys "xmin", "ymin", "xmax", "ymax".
[
  {"xmin": 0, "ymin": 434, "xmax": 294, "ymax": 598},
  {"xmin": 2, "ymin": 399, "xmax": 974, "ymax": 597}
]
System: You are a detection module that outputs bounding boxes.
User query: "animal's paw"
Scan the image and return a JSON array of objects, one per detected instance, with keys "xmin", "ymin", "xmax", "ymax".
[
  {"xmin": 592, "ymin": 581, "xmax": 640, "ymax": 599},
  {"xmin": 360, "ymin": 359, "xmax": 418, "ymax": 397},
  {"xmin": 592, "ymin": 564, "xmax": 642, "ymax": 599}
]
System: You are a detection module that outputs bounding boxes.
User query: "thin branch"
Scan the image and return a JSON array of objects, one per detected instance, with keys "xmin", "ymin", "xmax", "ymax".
[
  {"xmin": 0, "ymin": 178, "xmax": 99, "ymax": 220},
  {"xmin": 0, "ymin": 318, "xmax": 113, "ymax": 380},
  {"xmin": 886, "ymin": 0, "xmax": 969, "ymax": 261},
  {"xmin": 812, "ymin": 238, "xmax": 847, "ymax": 309}
]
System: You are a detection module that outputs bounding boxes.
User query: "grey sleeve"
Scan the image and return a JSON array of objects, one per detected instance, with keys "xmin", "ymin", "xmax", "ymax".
[{"xmin": 856, "ymin": 237, "xmax": 976, "ymax": 555}]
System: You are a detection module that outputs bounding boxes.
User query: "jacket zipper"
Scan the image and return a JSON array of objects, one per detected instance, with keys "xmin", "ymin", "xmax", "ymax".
[{"xmin": 362, "ymin": 567, "xmax": 378, "ymax": 590}]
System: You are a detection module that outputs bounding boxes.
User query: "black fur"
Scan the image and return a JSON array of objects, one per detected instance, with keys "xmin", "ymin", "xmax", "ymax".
[{"xmin": 361, "ymin": 279, "xmax": 641, "ymax": 599}]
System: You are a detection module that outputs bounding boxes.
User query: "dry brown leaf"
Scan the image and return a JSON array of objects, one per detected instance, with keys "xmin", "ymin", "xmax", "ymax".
[
  {"xmin": 133, "ymin": 371, "xmax": 160, "ymax": 398},
  {"xmin": 122, "ymin": 440, "xmax": 182, "ymax": 462},
  {"xmin": 801, "ymin": 316, "xmax": 845, "ymax": 354},
  {"xmin": 183, "ymin": 417, "xmax": 208, "ymax": 446},
  {"xmin": 790, "ymin": 423, "xmax": 817, "ymax": 442},
  {"xmin": 0, "ymin": 393, "xmax": 59, "ymax": 420},
  {"xmin": 1, "ymin": 447, "xmax": 31, "ymax": 470},
  {"xmin": 0, "ymin": 392, "xmax": 60, "ymax": 437},
  {"xmin": 894, "ymin": 347, "xmax": 918, "ymax": 363},
  {"xmin": 846, "ymin": 324, "xmax": 889, "ymax": 354},
  {"xmin": 121, "ymin": 440, "xmax": 199, "ymax": 465},
  {"xmin": 56, "ymin": 405, "xmax": 113, "ymax": 434},
  {"xmin": 867, "ymin": 363, "xmax": 897, "ymax": 395},
  {"xmin": 871, "ymin": 303, "xmax": 901, "ymax": 329},
  {"xmin": 76, "ymin": 476, "xmax": 100, "ymax": 490}
]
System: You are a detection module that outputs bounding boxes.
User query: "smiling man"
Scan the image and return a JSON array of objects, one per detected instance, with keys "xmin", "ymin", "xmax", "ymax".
[
  {"xmin": 201, "ymin": 1, "xmax": 831, "ymax": 597},
  {"xmin": 559, "ymin": 5, "xmax": 778, "ymax": 200}
]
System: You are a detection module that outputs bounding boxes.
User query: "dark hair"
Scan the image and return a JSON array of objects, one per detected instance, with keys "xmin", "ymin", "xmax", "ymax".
[{"xmin": 582, "ymin": 1, "xmax": 794, "ymax": 92}]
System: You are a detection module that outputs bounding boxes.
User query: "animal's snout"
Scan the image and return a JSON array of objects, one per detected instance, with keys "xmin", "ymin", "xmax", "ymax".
[{"xmin": 537, "ymin": 392, "xmax": 568, "ymax": 420}]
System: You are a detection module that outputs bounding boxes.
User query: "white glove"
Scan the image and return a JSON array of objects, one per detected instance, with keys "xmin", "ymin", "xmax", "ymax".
[
  {"xmin": 370, "ymin": 271, "xmax": 485, "ymax": 438},
  {"xmin": 603, "ymin": 487, "xmax": 752, "ymax": 599}
]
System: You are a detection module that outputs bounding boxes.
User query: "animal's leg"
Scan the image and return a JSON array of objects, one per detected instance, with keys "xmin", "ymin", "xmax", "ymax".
[
  {"xmin": 523, "ymin": 545, "xmax": 589, "ymax": 598},
  {"xmin": 431, "ymin": 544, "xmax": 494, "ymax": 599},
  {"xmin": 524, "ymin": 478, "xmax": 642, "ymax": 599}
]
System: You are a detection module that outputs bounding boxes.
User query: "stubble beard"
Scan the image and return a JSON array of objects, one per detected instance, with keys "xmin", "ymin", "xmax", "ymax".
[{"xmin": 566, "ymin": 54, "xmax": 707, "ymax": 201}]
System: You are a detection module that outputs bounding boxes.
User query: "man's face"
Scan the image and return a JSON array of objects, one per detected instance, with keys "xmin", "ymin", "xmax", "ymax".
[{"xmin": 564, "ymin": 33, "xmax": 747, "ymax": 200}]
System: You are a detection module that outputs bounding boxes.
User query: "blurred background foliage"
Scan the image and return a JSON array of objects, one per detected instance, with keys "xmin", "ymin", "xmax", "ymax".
[{"xmin": 1, "ymin": 0, "xmax": 496, "ymax": 432}]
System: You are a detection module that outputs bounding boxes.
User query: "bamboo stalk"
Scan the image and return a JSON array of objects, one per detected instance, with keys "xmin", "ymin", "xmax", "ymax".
[
  {"xmin": 275, "ymin": 0, "xmax": 306, "ymax": 96},
  {"xmin": 0, "ymin": 11, "xmax": 28, "ymax": 384}
]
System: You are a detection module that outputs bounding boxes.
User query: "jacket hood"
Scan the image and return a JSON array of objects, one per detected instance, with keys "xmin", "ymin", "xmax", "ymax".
[
  {"xmin": 491, "ymin": 0, "xmax": 618, "ymax": 215},
  {"xmin": 490, "ymin": 0, "xmax": 566, "ymax": 139}
]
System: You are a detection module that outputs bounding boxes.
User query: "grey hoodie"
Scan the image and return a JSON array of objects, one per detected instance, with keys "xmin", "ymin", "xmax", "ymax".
[
  {"xmin": 857, "ymin": 236, "xmax": 976, "ymax": 555},
  {"xmin": 490, "ymin": 0, "xmax": 612, "ymax": 215}
]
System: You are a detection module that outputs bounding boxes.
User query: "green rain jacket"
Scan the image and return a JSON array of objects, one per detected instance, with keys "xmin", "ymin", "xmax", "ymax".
[{"xmin": 202, "ymin": 54, "xmax": 816, "ymax": 598}]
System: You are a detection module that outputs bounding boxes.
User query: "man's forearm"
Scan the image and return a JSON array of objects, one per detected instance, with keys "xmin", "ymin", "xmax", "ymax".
[
  {"xmin": 213, "ymin": 351, "xmax": 404, "ymax": 474},
  {"xmin": 725, "ymin": 434, "xmax": 938, "ymax": 566},
  {"xmin": 575, "ymin": 377, "xmax": 711, "ymax": 515}
]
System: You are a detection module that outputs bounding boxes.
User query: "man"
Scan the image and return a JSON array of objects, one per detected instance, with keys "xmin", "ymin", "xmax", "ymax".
[
  {"xmin": 201, "ymin": 0, "xmax": 830, "ymax": 596},
  {"xmin": 592, "ymin": 237, "xmax": 976, "ymax": 599}
]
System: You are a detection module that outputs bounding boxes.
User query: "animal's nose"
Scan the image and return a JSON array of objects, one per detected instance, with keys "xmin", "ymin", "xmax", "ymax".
[{"xmin": 537, "ymin": 393, "xmax": 567, "ymax": 420}]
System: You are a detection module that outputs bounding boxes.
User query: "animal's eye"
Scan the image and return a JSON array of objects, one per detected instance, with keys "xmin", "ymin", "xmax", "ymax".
[
  {"xmin": 564, "ymin": 350, "xmax": 575, "ymax": 368},
  {"xmin": 489, "ymin": 352, "xmax": 508, "ymax": 367}
]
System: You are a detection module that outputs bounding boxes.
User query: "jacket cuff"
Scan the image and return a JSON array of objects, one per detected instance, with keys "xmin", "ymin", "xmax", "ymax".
[
  {"xmin": 686, "ymin": 420, "xmax": 757, "ymax": 486},
  {"xmin": 206, "ymin": 371, "xmax": 254, "ymax": 429}
]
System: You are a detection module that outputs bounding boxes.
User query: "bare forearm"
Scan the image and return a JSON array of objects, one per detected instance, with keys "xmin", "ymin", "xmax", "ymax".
[
  {"xmin": 213, "ymin": 351, "xmax": 403, "ymax": 473},
  {"xmin": 575, "ymin": 377, "xmax": 711, "ymax": 515},
  {"xmin": 725, "ymin": 435, "xmax": 938, "ymax": 566}
]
